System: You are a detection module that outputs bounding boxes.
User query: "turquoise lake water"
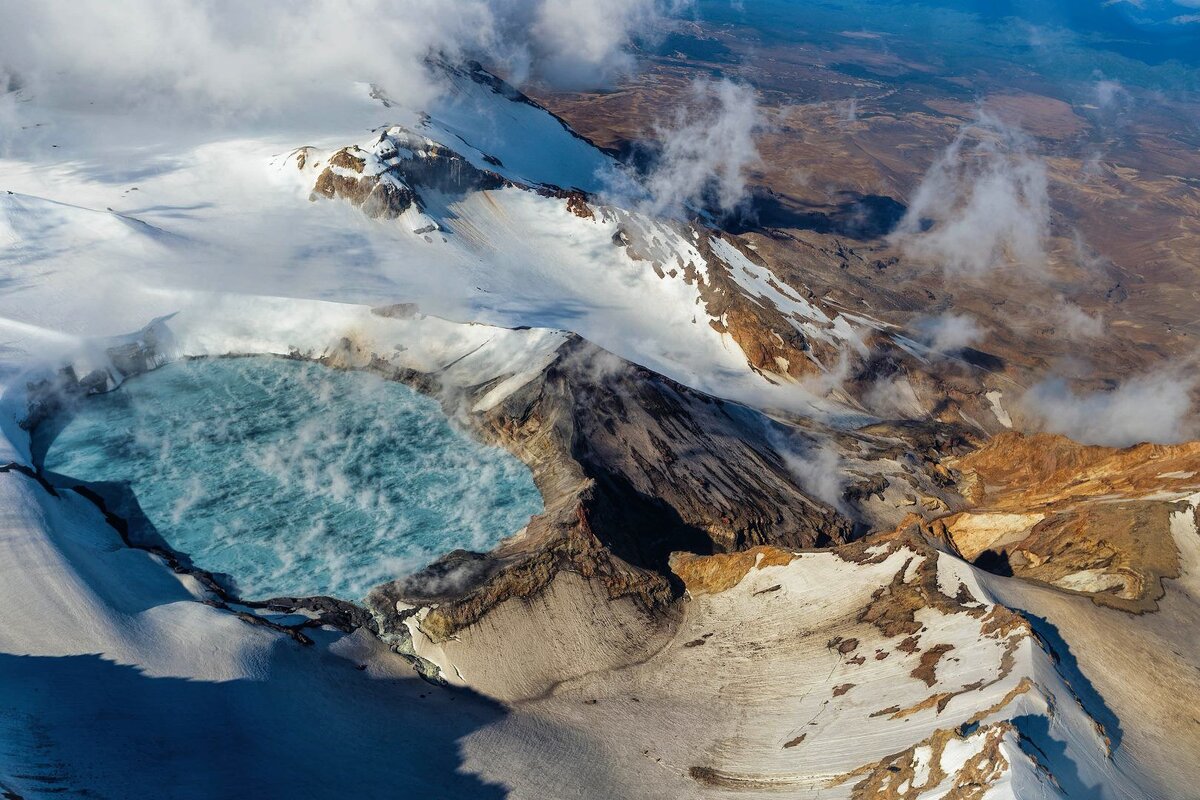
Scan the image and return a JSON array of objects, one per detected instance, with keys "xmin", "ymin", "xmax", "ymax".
[{"xmin": 42, "ymin": 357, "xmax": 542, "ymax": 601}]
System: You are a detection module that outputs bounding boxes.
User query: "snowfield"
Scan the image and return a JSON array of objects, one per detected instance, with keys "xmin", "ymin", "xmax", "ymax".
[
  {"xmin": 0, "ymin": 71, "xmax": 875, "ymax": 422},
  {"xmin": 0, "ymin": 288, "xmax": 1156, "ymax": 798},
  {"xmin": 0, "ymin": 61, "xmax": 1187, "ymax": 799},
  {"xmin": 0, "ymin": 296, "xmax": 564, "ymax": 798}
]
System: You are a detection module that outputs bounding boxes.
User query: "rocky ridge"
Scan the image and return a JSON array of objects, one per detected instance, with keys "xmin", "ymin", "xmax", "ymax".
[
  {"xmin": 13, "ymin": 61, "xmax": 1196, "ymax": 798},
  {"xmin": 937, "ymin": 431, "xmax": 1200, "ymax": 612}
]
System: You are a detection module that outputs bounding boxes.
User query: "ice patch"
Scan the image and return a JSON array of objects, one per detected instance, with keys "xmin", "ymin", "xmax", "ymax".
[{"xmin": 986, "ymin": 390, "xmax": 1013, "ymax": 428}]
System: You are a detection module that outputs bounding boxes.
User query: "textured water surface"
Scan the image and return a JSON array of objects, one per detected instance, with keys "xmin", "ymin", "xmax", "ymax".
[{"xmin": 43, "ymin": 357, "xmax": 542, "ymax": 600}]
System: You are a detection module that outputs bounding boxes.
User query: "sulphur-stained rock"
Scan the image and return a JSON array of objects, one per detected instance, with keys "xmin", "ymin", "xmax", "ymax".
[
  {"xmin": 938, "ymin": 431, "xmax": 1200, "ymax": 611},
  {"xmin": 942, "ymin": 512, "xmax": 1046, "ymax": 561},
  {"xmin": 670, "ymin": 547, "xmax": 798, "ymax": 596}
]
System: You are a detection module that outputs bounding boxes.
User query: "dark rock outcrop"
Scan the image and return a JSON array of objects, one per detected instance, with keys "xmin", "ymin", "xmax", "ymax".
[
  {"xmin": 309, "ymin": 128, "xmax": 508, "ymax": 219},
  {"xmin": 367, "ymin": 335, "xmax": 853, "ymax": 641}
]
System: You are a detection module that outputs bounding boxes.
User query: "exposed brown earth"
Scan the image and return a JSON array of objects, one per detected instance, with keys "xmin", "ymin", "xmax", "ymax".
[
  {"xmin": 835, "ymin": 721, "xmax": 1014, "ymax": 800},
  {"xmin": 938, "ymin": 431, "xmax": 1200, "ymax": 611},
  {"xmin": 911, "ymin": 643, "xmax": 954, "ymax": 687},
  {"xmin": 526, "ymin": 24, "xmax": 1200, "ymax": 415},
  {"xmin": 670, "ymin": 546, "xmax": 798, "ymax": 596}
]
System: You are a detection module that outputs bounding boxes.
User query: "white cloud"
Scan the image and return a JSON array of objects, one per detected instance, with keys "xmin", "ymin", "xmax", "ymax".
[
  {"xmin": 892, "ymin": 112, "xmax": 1050, "ymax": 275},
  {"xmin": 773, "ymin": 434, "xmax": 847, "ymax": 513},
  {"xmin": 522, "ymin": 0, "xmax": 691, "ymax": 88},
  {"xmin": 1017, "ymin": 367, "xmax": 1197, "ymax": 446},
  {"xmin": 0, "ymin": 0, "xmax": 687, "ymax": 121},
  {"xmin": 911, "ymin": 312, "xmax": 984, "ymax": 355},
  {"xmin": 611, "ymin": 77, "xmax": 763, "ymax": 219},
  {"xmin": 0, "ymin": 71, "xmax": 20, "ymax": 149},
  {"xmin": 862, "ymin": 374, "xmax": 924, "ymax": 419},
  {"xmin": 1052, "ymin": 301, "xmax": 1104, "ymax": 339},
  {"xmin": 838, "ymin": 97, "xmax": 858, "ymax": 124},
  {"xmin": 1094, "ymin": 79, "xmax": 1127, "ymax": 109}
]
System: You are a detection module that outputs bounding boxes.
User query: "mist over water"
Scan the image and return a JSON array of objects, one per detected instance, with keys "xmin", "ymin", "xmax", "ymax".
[{"xmin": 42, "ymin": 357, "xmax": 543, "ymax": 601}]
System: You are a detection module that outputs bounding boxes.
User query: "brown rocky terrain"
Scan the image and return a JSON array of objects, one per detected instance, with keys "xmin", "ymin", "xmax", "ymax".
[
  {"xmin": 304, "ymin": 127, "xmax": 509, "ymax": 220},
  {"xmin": 283, "ymin": 65, "xmax": 1200, "ymax": 662},
  {"xmin": 525, "ymin": 21, "xmax": 1200, "ymax": 417},
  {"xmin": 938, "ymin": 432, "xmax": 1200, "ymax": 612},
  {"xmin": 6, "ymin": 4, "xmax": 1200, "ymax": 794},
  {"xmin": 366, "ymin": 331, "xmax": 854, "ymax": 644}
]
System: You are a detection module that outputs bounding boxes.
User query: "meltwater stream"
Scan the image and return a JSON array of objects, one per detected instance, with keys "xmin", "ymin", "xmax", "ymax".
[{"xmin": 41, "ymin": 357, "xmax": 543, "ymax": 601}]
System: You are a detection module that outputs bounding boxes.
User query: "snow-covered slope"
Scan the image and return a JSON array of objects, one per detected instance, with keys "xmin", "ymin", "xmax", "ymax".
[
  {"xmin": 0, "ymin": 63, "xmax": 877, "ymax": 424},
  {"xmin": 421, "ymin": 62, "xmax": 615, "ymax": 192},
  {"xmin": 0, "ymin": 295, "xmax": 568, "ymax": 798},
  {"xmin": 0, "ymin": 294, "xmax": 1151, "ymax": 797},
  {"xmin": 412, "ymin": 531, "xmax": 1140, "ymax": 799},
  {"xmin": 0, "ymin": 57, "xmax": 1192, "ymax": 800}
]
